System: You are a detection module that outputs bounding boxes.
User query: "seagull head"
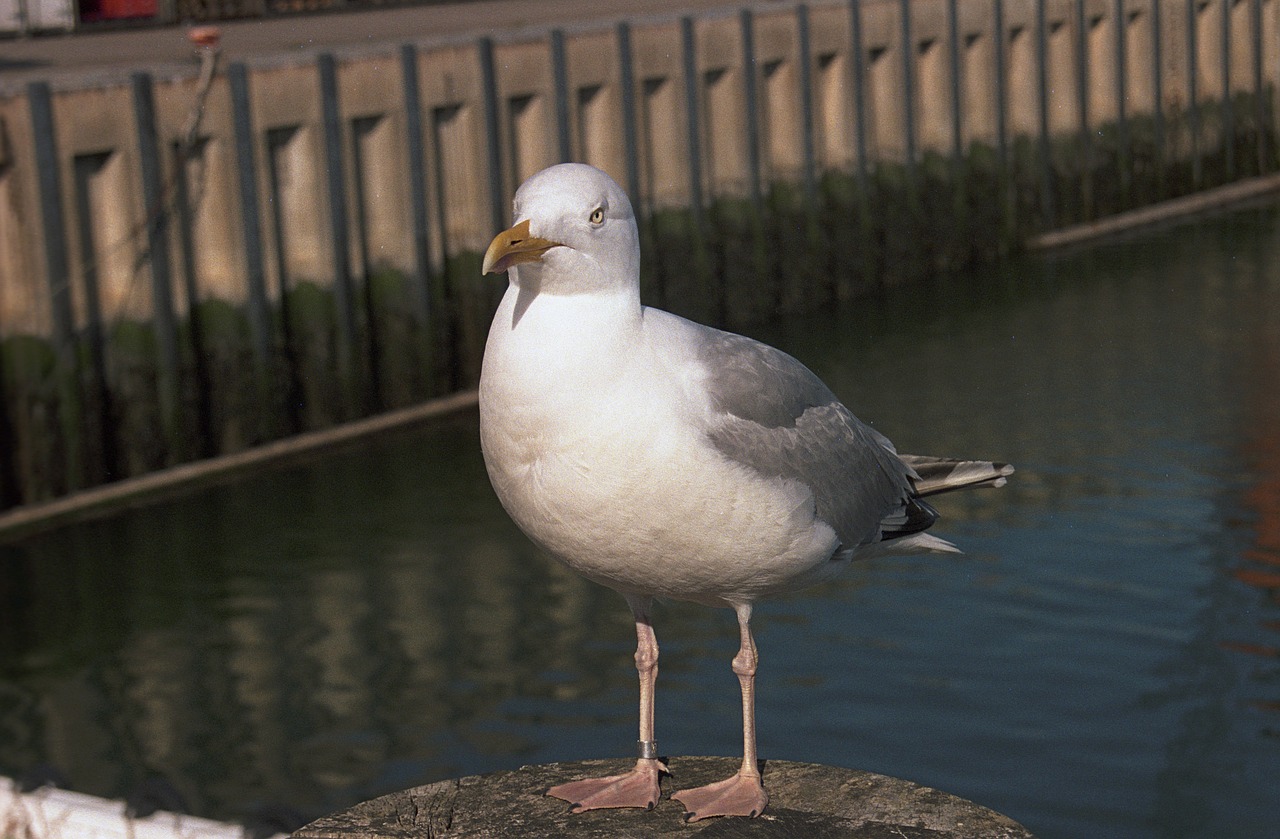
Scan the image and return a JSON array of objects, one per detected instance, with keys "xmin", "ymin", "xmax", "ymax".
[{"xmin": 482, "ymin": 163, "xmax": 639, "ymax": 294}]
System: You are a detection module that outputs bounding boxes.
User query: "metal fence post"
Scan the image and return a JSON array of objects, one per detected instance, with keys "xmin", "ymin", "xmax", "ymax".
[
  {"xmin": 681, "ymin": 16, "xmax": 705, "ymax": 221},
  {"xmin": 1221, "ymin": 0, "xmax": 1234, "ymax": 178},
  {"xmin": 849, "ymin": 0, "xmax": 870, "ymax": 188},
  {"xmin": 1115, "ymin": 0, "xmax": 1131, "ymax": 199},
  {"xmin": 899, "ymin": 0, "xmax": 918, "ymax": 173},
  {"xmin": 551, "ymin": 29, "xmax": 573, "ymax": 163},
  {"xmin": 1036, "ymin": 0, "xmax": 1054, "ymax": 226},
  {"xmin": 946, "ymin": 0, "xmax": 963, "ymax": 163},
  {"xmin": 131, "ymin": 71, "xmax": 184, "ymax": 461},
  {"xmin": 616, "ymin": 22, "xmax": 642, "ymax": 207},
  {"xmin": 1074, "ymin": 0, "xmax": 1092, "ymax": 217},
  {"xmin": 479, "ymin": 37, "xmax": 506, "ymax": 234},
  {"xmin": 1152, "ymin": 0, "xmax": 1165, "ymax": 192},
  {"xmin": 797, "ymin": 4, "xmax": 818, "ymax": 207},
  {"xmin": 1250, "ymin": 0, "xmax": 1265, "ymax": 172},
  {"xmin": 1187, "ymin": 0, "xmax": 1203, "ymax": 186},
  {"xmin": 993, "ymin": 0, "xmax": 1008, "ymax": 168},
  {"xmin": 399, "ymin": 43, "xmax": 434, "ymax": 350},
  {"xmin": 318, "ymin": 53, "xmax": 362, "ymax": 418},
  {"xmin": 27, "ymin": 80, "xmax": 85, "ymax": 491},
  {"xmin": 741, "ymin": 9, "xmax": 763, "ymax": 209},
  {"xmin": 228, "ymin": 62, "xmax": 278, "ymax": 439}
]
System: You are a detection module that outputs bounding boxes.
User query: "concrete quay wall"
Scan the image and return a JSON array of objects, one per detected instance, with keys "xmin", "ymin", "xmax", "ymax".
[{"xmin": 0, "ymin": 0, "xmax": 1276, "ymax": 506}]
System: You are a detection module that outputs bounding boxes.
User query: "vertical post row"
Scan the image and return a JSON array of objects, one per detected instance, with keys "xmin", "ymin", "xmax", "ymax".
[{"xmin": 17, "ymin": 0, "xmax": 1280, "ymax": 505}]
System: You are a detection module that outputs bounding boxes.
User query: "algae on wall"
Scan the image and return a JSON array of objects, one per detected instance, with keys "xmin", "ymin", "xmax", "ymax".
[{"xmin": 0, "ymin": 91, "xmax": 1277, "ymax": 511}]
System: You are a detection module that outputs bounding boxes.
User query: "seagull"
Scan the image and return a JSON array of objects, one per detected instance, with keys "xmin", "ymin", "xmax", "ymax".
[{"xmin": 478, "ymin": 162, "xmax": 1012, "ymax": 821}]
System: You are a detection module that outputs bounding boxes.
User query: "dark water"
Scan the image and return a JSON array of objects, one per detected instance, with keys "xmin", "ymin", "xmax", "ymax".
[{"xmin": 3, "ymin": 201, "xmax": 1280, "ymax": 838}]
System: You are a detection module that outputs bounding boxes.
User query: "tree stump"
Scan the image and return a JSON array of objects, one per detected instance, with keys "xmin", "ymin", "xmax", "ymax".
[{"xmin": 293, "ymin": 757, "xmax": 1038, "ymax": 838}]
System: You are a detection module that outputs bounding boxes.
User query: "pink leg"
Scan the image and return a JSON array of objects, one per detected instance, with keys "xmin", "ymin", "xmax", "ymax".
[
  {"xmin": 547, "ymin": 597, "xmax": 666, "ymax": 812},
  {"xmin": 672, "ymin": 603, "xmax": 769, "ymax": 821}
]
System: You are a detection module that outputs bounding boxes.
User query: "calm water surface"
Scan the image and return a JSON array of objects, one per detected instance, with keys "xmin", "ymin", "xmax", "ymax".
[{"xmin": 3, "ymin": 203, "xmax": 1280, "ymax": 838}]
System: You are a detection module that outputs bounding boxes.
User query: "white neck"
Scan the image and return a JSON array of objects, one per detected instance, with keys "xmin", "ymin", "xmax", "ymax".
[{"xmin": 481, "ymin": 279, "xmax": 643, "ymax": 411}]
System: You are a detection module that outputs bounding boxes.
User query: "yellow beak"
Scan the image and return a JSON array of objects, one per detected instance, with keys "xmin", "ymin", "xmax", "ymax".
[{"xmin": 482, "ymin": 219, "xmax": 562, "ymax": 274}]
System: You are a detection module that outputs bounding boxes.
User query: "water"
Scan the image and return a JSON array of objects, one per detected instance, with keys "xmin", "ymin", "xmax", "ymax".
[{"xmin": 3, "ymin": 201, "xmax": 1280, "ymax": 838}]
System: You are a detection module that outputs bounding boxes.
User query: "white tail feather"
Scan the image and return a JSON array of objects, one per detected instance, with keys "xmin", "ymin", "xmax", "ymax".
[{"xmin": 899, "ymin": 455, "xmax": 1015, "ymax": 497}]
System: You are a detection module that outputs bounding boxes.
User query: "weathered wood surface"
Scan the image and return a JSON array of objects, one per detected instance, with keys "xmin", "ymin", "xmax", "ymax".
[{"xmin": 293, "ymin": 757, "xmax": 1037, "ymax": 838}]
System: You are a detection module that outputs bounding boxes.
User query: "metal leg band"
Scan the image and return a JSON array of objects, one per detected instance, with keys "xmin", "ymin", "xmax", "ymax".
[{"xmin": 637, "ymin": 739, "xmax": 659, "ymax": 760}]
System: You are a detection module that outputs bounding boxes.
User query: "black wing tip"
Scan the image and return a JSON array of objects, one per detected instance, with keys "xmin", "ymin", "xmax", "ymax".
[{"xmin": 879, "ymin": 496, "xmax": 940, "ymax": 542}]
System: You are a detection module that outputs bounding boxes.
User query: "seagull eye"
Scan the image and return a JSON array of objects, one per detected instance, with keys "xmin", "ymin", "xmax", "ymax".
[{"xmin": 589, "ymin": 208, "xmax": 605, "ymax": 225}]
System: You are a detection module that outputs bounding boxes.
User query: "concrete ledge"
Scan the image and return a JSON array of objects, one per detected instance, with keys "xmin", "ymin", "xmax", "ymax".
[
  {"xmin": 0, "ymin": 390, "xmax": 478, "ymax": 544},
  {"xmin": 292, "ymin": 757, "xmax": 1037, "ymax": 838},
  {"xmin": 1029, "ymin": 173, "xmax": 1280, "ymax": 251}
]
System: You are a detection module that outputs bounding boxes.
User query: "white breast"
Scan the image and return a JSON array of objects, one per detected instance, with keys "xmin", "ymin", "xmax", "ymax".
[{"xmin": 479, "ymin": 287, "xmax": 841, "ymax": 607}]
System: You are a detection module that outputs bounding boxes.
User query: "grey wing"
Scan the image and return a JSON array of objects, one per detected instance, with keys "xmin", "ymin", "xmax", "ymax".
[{"xmin": 696, "ymin": 328, "xmax": 931, "ymax": 549}]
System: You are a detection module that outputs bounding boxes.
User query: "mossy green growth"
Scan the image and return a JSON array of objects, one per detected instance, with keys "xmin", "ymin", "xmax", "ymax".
[
  {"xmin": 962, "ymin": 142, "xmax": 1022, "ymax": 259},
  {"xmin": 187, "ymin": 297, "xmax": 265, "ymax": 454},
  {"xmin": 817, "ymin": 170, "xmax": 875, "ymax": 303},
  {"xmin": 862, "ymin": 161, "xmax": 931, "ymax": 286},
  {"xmin": 648, "ymin": 207, "xmax": 716, "ymax": 325},
  {"xmin": 707, "ymin": 195, "xmax": 773, "ymax": 328},
  {"xmin": 364, "ymin": 264, "xmax": 438, "ymax": 410},
  {"xmin": 0, "ymin": 334, "xmax": 63, "ymax": 506},
  {"xmin": 765, "ymin": 181, "xmax": 827, "ymax": 315},
  {"xmin": 104, "ymin": 319, "xmax": 167, "ymax": 476},
  {"xmin": 444, "ymin": 250, "xmax": 493, "ymax": 389},
  {"xmin": 0, "ymin": 333, "xmax": 57, "ymax": 386},
  {"xmin": 280, "ymin": 280, "xmax": 345, "ymax": 431}
]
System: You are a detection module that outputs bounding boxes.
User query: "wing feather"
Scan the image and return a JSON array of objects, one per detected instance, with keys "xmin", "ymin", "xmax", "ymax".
[{"xmin": 694, "ymin": 329, "xmax": 917, "ymax": 549}]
